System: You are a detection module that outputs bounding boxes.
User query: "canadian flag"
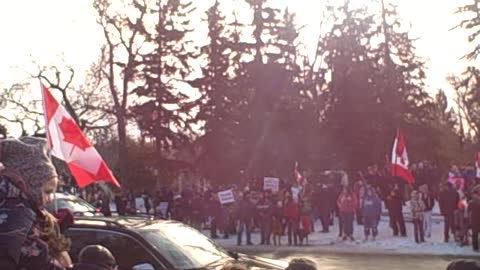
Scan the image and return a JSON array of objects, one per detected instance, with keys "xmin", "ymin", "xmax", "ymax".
[
  {"xmin": 391, "ymin": 129, "xmax": 415, "ymax": 184},
  {"xmin": 41, "ymin": 83, "xmax": 120, "ymax": 188},
  {"xmin": 294, "ymin": 161, "xmax": 303, "ymax": 184}
]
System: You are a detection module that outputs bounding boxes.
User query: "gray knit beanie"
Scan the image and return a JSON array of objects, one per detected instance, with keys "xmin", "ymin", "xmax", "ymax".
[
  {"xmin": 286, "ymin": 258, "xmax": 317, "ymax": 270},
  {"xmin": 0, "ymin": 137, "xmax": 58, "ymax": 205}
]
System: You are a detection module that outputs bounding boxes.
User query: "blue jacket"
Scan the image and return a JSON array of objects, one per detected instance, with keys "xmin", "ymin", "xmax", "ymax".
[{"xmin": 361, "ymin": 193, "xmax": 382, "ymax": 219}]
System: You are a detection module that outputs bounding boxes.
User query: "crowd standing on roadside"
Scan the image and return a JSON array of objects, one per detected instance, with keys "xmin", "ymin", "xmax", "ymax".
[{"xmin": 75, "ymin": 161, "xmax": 480, "ymax": 252}]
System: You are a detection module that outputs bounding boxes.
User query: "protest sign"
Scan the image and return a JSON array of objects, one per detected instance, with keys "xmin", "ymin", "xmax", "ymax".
[
  {"xmin": 263, "ymin": 177, "xmax": 280, "ymax": 193},
  {"xmin": 218, "ymin": 189, "xmax": 235, "ymax": 204}
]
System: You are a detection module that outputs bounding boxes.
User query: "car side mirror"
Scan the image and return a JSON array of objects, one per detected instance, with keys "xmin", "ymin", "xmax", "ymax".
[{"xmin": 132, "ymin": 263, "xmax": 155, "ymax": 270}]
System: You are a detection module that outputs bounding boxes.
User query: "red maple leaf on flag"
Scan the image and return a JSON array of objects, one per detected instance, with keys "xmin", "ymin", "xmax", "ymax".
[{"xmin": 59, "ymin": 117, "xmax": 91, "ymax": 151}]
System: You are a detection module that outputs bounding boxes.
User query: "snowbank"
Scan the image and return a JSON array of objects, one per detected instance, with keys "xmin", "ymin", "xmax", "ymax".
[{"xmin": 207, "ymin": 219, "xmax": 479, "ymax": 257}]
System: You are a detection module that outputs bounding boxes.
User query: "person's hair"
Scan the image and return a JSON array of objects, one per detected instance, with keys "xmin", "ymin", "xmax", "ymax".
[
  {"xmin": 40, "ymin": 210, "xmax": 71, "ymax": 258},
  {"xmin": 220, "ymin": 263, "xmax": 248, "ymax": 270},
  {"xmin": 286, "ymin": 258, "xmax": 317, "ymax": 270}
]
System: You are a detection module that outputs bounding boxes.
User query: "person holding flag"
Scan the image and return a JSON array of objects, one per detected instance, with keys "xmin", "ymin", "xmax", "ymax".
[{"xmin": 391, "ymin": 129, "xmax": 415, "ymax": 185}]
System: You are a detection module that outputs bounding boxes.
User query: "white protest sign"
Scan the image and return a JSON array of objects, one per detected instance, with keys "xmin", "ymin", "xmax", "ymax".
[
  {"xmin": 135, "ymin": 197, "xmax": 146, "ymax": 213},
  {"xmin": 263, "ymin": 177, "xmax": 280, "ymax": 193},
  {"xmin": 218, "ymin": 189, "xmax": 235, "ymax": 204}
]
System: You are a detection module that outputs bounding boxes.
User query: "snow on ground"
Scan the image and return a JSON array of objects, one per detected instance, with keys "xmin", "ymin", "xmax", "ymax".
[{"xmin": 205, "ymin": 217, "xmax": 479, "ymax": 257}]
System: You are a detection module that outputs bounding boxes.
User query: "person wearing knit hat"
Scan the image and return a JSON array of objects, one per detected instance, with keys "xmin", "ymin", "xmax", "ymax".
[
  {"xmin": 285, "ymin": 258, "xmax": 318, "ymax": 270},
  {"xmin": 0, "ymin": 137, "xmax": 70, "ymax": 270},
  {"xmin": 446, "ymin": 260, "xmax": 480, "ymax": 270},
  {"xmin": 73, "ymin": 245, "xmax": 118, "ymax": 270}
]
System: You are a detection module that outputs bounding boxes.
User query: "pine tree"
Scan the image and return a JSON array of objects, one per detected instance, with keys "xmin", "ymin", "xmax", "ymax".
[
  {"xmin": 132, "ymin": 0, "xmax": 197, "ymax": 164},
  {"xmin": 189, "ymin": 1, "xmax": 248, "ymax": 183}
]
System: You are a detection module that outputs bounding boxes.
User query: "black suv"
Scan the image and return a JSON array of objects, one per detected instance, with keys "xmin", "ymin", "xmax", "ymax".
[{"xmin": 65, "ymin": 216, "xmax": 288, "ymax": 270}]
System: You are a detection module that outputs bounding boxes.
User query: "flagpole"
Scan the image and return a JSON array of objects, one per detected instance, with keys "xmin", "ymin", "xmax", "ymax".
[
  {"xmin": 393, "ymin": 129, "xmax": 399, "ymax": 179},
  {"xmin": 40, "ymin": 81, "xmax": 58, "ymax": 213}
]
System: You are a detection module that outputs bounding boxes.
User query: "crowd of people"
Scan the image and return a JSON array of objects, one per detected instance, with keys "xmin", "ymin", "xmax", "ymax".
[
  {"xmin": 0, "ymin": 136, "xmax": 480, "ymax": 270},
  {"xmin": 79, "ymin": 162, "xmax": 480, "ymax": 252}
]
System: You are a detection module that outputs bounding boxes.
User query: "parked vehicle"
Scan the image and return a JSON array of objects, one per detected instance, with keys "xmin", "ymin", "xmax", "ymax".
[
  {"xmin": 45, "ymin": 193, "xmax": 102, "ymax": 217},
  {"xmin": 65, "ymin": 216, "xmax": 288, "ymax": 270}
]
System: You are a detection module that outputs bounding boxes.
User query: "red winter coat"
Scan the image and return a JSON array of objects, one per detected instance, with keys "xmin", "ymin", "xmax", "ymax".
[
  {"xmin": 283, "ymin": 201, "xmax": 300, "ymax": 221},
  {"xmin": 337, "ymin": 192, "xmax": 359, "ymax": 213}
]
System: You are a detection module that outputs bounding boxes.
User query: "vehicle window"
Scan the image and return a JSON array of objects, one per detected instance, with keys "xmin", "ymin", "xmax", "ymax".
[
  {"xmin": 66, "ymin": 228, "xmax": 162, "ymax": 270},
  {"xmin": 96, "ymin": 230, "xmax": 160, "ymax": 270},
  {"xmin": 45, "ymin": 198, "xmax": 96, "ymax": 214},
  {"xmin": 64, "ymin": 229, "xmax": 98, "ymax": 262},
  {"xmin": 140, "ymin": 223, "xmax": 225, "ymax": 269},
  {"xmin": 59, "ymin": 199, "xmax": 96, "ymax": 213}
]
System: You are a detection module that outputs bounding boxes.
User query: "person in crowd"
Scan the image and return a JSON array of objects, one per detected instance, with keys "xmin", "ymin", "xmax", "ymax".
[
  {"xmin": 114, "ymin": 191, "xmax": 127, "ymax": 216},
  {"xmin": 386, "ymin": 183, "xmax": 407, "ymax": 237},
  {"xmin": 283, "ymin": 191, "xmax": 300, "ymax": 246},
  {"xmin": 190, "ymin": 192, "xmax": 204, "ymax": 230},
  {"xmin": 209, "ymin": 192, "xmax": 221, "ymax": 239},
  {"xmin": 72, "ymin": 245, "xmax": 118, "ymax": 270},
  {"xmin": 410, "ymin": 190, "xmax": 426, "ymax": 244},
  {"xmin": 337, "ymin": 186, "xmax": 358, "ymax": 241},
  {"xmin": 99, "ymin": 189, "xmax": 112, "ymax": 217},
  {"xmin": 440, "ymin": 182, "xmax": 460, "ymax": 242},
  {"xmin": 455, "ymin": 195, "xmax": 469, "ymax": 246},
  {"xmin": 0, "ymin": 137, "xmax": 74, "ymax": 270},
  {"xmin": 142, "ymin": 190, "xmax": 151, "ymax": 214},
  {"xmin": 419, "ymin": 184, "xmax": 435, "ymax": 238},
  {"xmin": 257, "ymin": 190, "xmax": 273, "ymax": 245},
  {"xmin": 297, "ymin": 208, "xmax": 313, "ymax": 246},
  {"xmin": 361, "ymin": 185, "xmax": 381, "ymax": 241},
  {"xmin": 317, "ymin": 184, "xmax": 333, "ymax": 233},
  {"xmin": 236, "ymin": 192, "xmax": 254, "ymax": 246},
  {"xmin": 285, "ymin": 258, "xmax": 318, "ymax": 270},
  {"xmin": 272, "ymin": 200, "xmax": 284, "ymax": 246},
  {"xmin": 353, "ymin": 176, "xmax": 365, "ymax": 225},
  {"xmin": 218, "ymin": 199, "xmax": 230, "ymax": 239},
  {"xmin": 469, "ymin": 185, "xmax": 480, "ymax": 252}
]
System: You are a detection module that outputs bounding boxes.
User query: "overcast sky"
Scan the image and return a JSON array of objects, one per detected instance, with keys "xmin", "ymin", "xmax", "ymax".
[{"xmin": 0, "ymin": 0, "xmax": 473, "ymax": 102}]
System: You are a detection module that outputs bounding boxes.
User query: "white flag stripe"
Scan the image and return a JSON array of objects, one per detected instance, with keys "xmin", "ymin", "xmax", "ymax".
[{"xmin": 48, "ymin": 98, "xmax": 102, "ymax": 174}]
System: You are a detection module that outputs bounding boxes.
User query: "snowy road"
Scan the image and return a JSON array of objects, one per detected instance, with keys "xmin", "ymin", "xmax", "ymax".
[
  {"xmin": 242, "ymin": 251, "xmax": 455, "ymax": 270},
  {"xmin": 207, "ymin": 218, "xmax": 479, "ymax": 257}
]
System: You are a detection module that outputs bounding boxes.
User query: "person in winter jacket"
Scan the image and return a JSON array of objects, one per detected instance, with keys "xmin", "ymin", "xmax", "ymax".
[
  {"xmin": 257, "ymin": 191, "xmax": 273, "ymax": 245},
  {"xmin": 456, "ymin": 196, "xmax": 469, "ymax": 246},
  {"xmin": 0, "ymin": 137, "xmax": 72, "ymax": 270},
  {"xmin": 353, "ymin": 178, "xmax": 365, "ymax": 225},
  {"xmin": 386, "ymin": 183, "xmax": 407, "ymax": 237},
  {"xmin": 361, "ymin": 186, "xmax": 382, "ymax": 241},
  {"xmin": 419, "ymin": 184, "xmax": 435, "ymax": 238},
  {"xmin": 236, "ymin": 192, "xmax": 254, "ymax": 245},
  {"xmin": 313, "ymin": 184, "xmax": 334, "ymax": 233},
  {"xmin": 337, "ymin": 186, "xmax": 358, "ymax": 241},
  {"xmin": 283, "ymin": 193, "xmax": 300, "ymax": 246},
  {"xmin": 439, "ymin": 182, "xmax": 460, "ymax": 242},
  {"xmin": 72, "ymin": 245, "xmax": 117, "ymax": 270},
  {"xmin": 410, "ymin": 190, "xmax": 426, "ymax": 243},
  {"xmin": 469, "ymin": 185, "xmax": 480, "ymax": 252}
]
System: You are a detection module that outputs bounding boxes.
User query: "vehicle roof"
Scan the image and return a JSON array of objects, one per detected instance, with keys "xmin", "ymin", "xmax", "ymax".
[
  {"xmin": 71, "ymin": 216, "xmax": 173, "ymax": 230},
  {"xmin": 54, "ymin": 192, "xmax": 85, "ymax": 200}
]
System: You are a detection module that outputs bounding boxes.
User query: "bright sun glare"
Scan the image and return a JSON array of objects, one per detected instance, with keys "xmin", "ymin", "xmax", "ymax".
[{"xmin": 0, "ymin": 0, "xmax": 472, "ymax": 101}]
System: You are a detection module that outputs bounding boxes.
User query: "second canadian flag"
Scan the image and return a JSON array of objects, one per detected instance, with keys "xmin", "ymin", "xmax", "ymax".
[{"xmin": 391, "ymin": 129, "xmax": 415, "ymax": 184}]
